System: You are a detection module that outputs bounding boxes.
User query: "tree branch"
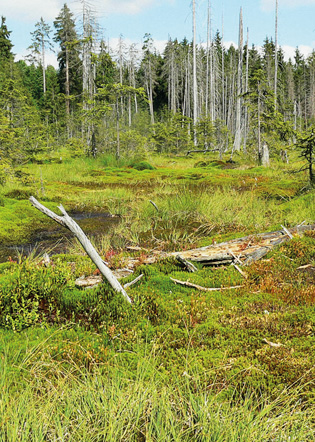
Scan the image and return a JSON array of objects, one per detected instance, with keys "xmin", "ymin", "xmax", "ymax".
[
  {"xmin": 170, "ymin": 277, "xmax": 243, "ymax": 292},
  {"xmin": 29, "ymin": 196, "xmax": 132, "ymax": 304}
]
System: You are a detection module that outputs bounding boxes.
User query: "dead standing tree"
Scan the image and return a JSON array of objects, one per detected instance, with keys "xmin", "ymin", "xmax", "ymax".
[{"xmin": 29, "ymin": 196, "xmax": 132, "ymax": 304}]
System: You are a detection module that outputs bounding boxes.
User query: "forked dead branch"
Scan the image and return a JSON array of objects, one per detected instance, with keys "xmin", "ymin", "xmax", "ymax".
[{"xmin": 29, "ymin": 196, "xmax": 132, "ymax": 304}]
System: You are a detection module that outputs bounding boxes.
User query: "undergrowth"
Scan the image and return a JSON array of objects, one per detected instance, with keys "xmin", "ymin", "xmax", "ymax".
[
  {"xmin": 0, "ymin": 236, "xmax": 315, "ymax": 403},
  {"xmin": 1, "ymin": 332, "xmax": 314, "ymax": 441},
  {"xmin": 0, "ymin": 153, "xmax": 313, "ymax": 257},
  {"xmin": 1, "ymin": 154, "xmax": 315, "ymax": 439}
]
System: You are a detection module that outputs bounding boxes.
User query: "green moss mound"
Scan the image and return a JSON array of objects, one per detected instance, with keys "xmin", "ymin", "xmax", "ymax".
[{"xmin": 129, "ymin": 161, "xmax": 156, "ymax": 171}]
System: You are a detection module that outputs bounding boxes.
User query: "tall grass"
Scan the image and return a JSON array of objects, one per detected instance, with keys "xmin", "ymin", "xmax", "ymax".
[
  {"xmin": 0, "ymin": 333, "xmax": 314, "ymax": 442},
  {"xmin": 1, "ymin": 154, "xmax": 314, "ymax": 256},
  {"xmin": 123, "ymin": 186, "xmax": 315, "ymax": 251}
]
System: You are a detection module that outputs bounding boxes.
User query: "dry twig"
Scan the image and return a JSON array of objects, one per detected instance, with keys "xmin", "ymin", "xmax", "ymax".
[{"xmin": 170, "ymin": 277, "xmax": 243, "ymax": 292}]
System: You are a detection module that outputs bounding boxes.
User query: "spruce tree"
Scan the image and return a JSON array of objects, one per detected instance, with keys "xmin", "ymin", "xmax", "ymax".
[
  {"xmin": 54, "ymin": 4, "xmax": 81, "ymax": 115},
  {"xmin": 0, "ymin": 16, "xmax": 13, "ymax": 62},
  {"xmin": 27, "ymin": 18, "xmax": 53, "ymax": 95}
]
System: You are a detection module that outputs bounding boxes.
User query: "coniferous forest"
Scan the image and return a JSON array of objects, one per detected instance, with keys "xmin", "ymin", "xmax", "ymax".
[
  {"xmin": 0, "ymin": 3, "xmax": 315, "ymax": 168},
  {"xmin": 1, "ymin": 2, "xmax": 315, "ymax": 441}
]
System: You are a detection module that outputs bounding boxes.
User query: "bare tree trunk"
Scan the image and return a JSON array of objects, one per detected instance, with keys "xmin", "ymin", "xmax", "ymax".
[
  {"xmin": 209, "ymin": 11, "xmax": 215, "ymax": 122},
  {"xmin": 258, "ymin": 83, "xmax": 262, "ymax": 164},
  {"xmin": 82, "ymin": 0, "xmax": 93, "ymax": 147},
  {"xmin": 42, "ymin": 36, "xmax": 46, "ymax": 94},
  {"xmin": 118, "ymin": 35, "xmax": 125, "ymax": 116},
  {"xmin": 65, "ymin": 45, "xmax": 70, "ymax": 116},
  {"xmin": 243, "ymin": 28, "xmax": 249, "ymax": 152},
  {"xmin": 148, "ymin": 68, "xmax": 155, "ymax": 125},
  {"xmin": 222, "ymin": 14, "xmax": 226, "ymax": 124},
  {"xmin": 262, "ymin": 142, "xmax": 270, "ymax": 166},
  {"xmin": 274, "ymin": 0, "xmax": 278, "ymax": 110},
  {"xmin": 29, "ymin": 197, "xmax": 131, "ymax": 303},
  {"xmin": 82, "ymin": 1, "xmax": 90, "ymax": 100},
  {"xmin": 192, "ymin": 0, "xmax": 198, "ymax": 145},
  {"xmin": 205, "ymin": 0, "xmax": 210, "ymax": 117},
  {"xmin": 233, "ymin": 8, "xmax": 243, "ymax": 152},
  {"xmin": 116, "ymin": 97, "xmax": 120, "ymax": 160},
  {"xmin": 128, "ymin": 44, "xmax": 138, "ymax": 117}
]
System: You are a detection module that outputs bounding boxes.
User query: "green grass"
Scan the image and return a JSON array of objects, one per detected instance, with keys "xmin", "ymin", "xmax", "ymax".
[
  {"xmin": 0, "ymin": 153, "xmax": 313, "ymax": 250},
  {"xmin": 1, "ymin": 154, "xmax": 315, "ymax": 440},
  {"xmin": 0, "ymin": 326, "xmax": 314, "ymax": 441},
  {"xmin": 1, "ymin": 237, "xmax": 315, "ymax": 393}
]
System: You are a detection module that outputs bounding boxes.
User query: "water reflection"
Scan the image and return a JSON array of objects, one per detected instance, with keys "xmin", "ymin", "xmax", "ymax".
[{"xmin": 0, "ymin": 212, "xmax": 120, "ymax": 263}]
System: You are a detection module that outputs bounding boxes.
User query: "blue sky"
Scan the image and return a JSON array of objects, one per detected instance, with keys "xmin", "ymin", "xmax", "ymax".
[{"xmin": 2, "ymin": 0, "xmax": 315, "ymax": 65}]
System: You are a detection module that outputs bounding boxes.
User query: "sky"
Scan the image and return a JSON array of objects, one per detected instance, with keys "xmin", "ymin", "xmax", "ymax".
[{"xmin": 2, "ymin": 0, "xmax": 315, "ymax": 66}]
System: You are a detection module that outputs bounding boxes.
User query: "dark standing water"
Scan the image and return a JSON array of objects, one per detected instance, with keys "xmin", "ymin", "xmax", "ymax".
[{"xmin": 0, "ymin": 212, "xmax": 120, "ymax": 263}]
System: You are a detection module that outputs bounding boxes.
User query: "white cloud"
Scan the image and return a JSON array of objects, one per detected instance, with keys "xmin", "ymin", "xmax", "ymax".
[
  {"xmin": 15, "ymin": 49, "xmax": 59, "ymax": 68},
  {"xmin": 2, "ymin": 0, "xmax": 62, "ymax": 22},
  {"xmin": 2, "ymin": 0, "xmax": 170, "ymax": 22},
  {"xmin": 101, "ymin": 0, "xmax": 156, "ymax": 15},
  {"xmin": 248, "ymin": 43, "xmax": 314, "ymax": 62},
  {"xmin": 261, "ymin": 0, "xmax": 315, "ymax": 12},
  {"xmin": 223, "ymin": 41, "xmax": 237, "ymax": 50},
  {"xmin": 282, "ymin": 44, "xmax": 314, "ymax": 60},
  {"xmin": 220, "ymin": 40, "xmax": 314, "ymax": 62}
]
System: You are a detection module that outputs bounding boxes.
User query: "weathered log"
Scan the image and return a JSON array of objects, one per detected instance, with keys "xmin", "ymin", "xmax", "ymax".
[
  {"xmin": 110, "ymin": 223, "xmax": 315, "ymax": 271},
  {"xmin": 262, "ymin": 338, "xmax": 283, "ymax": 348},
  {"xmin": 75, "ymin": 275, "xmax": 102, "ymax": 289},
  {"xmin": 243, "ymin": 247, "xmax": 272, "ymax": 266},
  {"xmin": 202, "ymin": 259, "xmax": 233, "ymax": 266},
  {"xmin": 30, "ymin": 196, "xmax": 132, "ymax": 304},
  {"xmin": 170, "ymin": 224, "xmax": 315, "ymax": 267},
  {"xmin": 281, "ymin": 224, "xmax": 293, "ymax": 239},
  {"xmin": 75, "ymin": 270, "xmax": 141, "ymax": 290},
  {"xmin": 228, "ymin": 249, "xmax": 243, "ymax": 265}
]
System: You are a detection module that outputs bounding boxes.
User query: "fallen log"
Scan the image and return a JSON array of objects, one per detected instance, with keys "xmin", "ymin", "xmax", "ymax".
[
  {"xmin": 262, "ymin": 338, "xmax": 283, "ymax": 348},
  {"xmin": 30, "ymin": 196, "xmax": 132, "ymax": 304},
  {"xmin": 121, "ymin": 223, "xmax": 315, "ymax": 270},
  {"xmin": 75, "ymin": 275, "xmax": 102, "ymax": 289},
  {"xmin": 170, "ymin": 224, "xmax": 315, "ymax": 267}
]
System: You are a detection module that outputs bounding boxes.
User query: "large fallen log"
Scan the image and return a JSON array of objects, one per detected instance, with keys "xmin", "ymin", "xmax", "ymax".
[
  {"xmin": 123, "ymin": 223, "xmax": 315, "ymax": 269},
  {"xmin": 29, "ymin": 196, "xmax": 132, "ymax": 304},
  {"xmin": 170, "ymin": 224, "xmax": 315, "ymax": 267}
]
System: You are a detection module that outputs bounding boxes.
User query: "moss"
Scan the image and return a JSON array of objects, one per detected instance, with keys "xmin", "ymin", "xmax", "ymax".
[
  {"xmin": 128, "ymin": 161, "xmax": 156, "ymax": 171},
  {"xmin": 4, "ymin": 188, "xmax": 33, "ymax": 200},
  {"xmin": 0, "ymin": 236, "xmax": 315, "ymax": 400},
  {"xmin": 0, "ymin": 154, "xmax": 314, "ymax": 400}
]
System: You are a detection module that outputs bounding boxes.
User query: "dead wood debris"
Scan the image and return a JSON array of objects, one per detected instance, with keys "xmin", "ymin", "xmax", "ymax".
[
  {"xmin": 75, "ymin": 273, "xmax": 144, "ymax": 290},
  {"xmin": 170, "ymin": 277, "xmax": 243, "ymax": 292},
  {"xmin": 262, "ymin": 338, "xmax": 284, "ymax": 348},
  {"xmin": 123, "ymin": 274, "xmax": 144, "ymax": 289},
  {"xmin": 176, "ymin": 255, "xmax": 198, "ymax": 273},
  {"xmin": 30, "ymin": 196, "xmax": 131, "ymax": 303}
]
